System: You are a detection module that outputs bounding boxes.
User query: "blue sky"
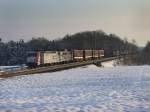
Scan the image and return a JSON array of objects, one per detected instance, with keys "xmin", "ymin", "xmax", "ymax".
[{"xmin": 0, "ymin": 0, "xmax": 150, "ymax": 46}]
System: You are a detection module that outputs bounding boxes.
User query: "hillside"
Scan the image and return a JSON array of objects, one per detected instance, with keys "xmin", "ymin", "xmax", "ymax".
[{"xmin": 0, "ymin": 30, "xmax": 137, "ymax": 65}]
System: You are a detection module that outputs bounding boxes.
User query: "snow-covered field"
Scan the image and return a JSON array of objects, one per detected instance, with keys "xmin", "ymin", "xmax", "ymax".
[{"xmin": 0, "ymin": 64, "xmax": 150, "ymax": 112}]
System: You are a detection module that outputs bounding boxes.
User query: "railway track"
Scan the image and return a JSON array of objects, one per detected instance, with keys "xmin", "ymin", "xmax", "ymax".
[{"xmin": 0, "ymin": 56, "xmax": 122, "ymax": 78}]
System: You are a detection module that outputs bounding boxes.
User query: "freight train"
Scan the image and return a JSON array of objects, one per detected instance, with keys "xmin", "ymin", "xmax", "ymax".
[{"xmin": 26, "ymin": 50, "xmax": 104, "ymax": 67}]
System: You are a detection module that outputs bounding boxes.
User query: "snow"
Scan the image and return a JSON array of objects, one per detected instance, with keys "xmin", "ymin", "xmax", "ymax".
[
  {"xmin": 0, "ymin": 64, "xmax": 150, "ymax": 112},
  {"xmin": 101, "ymin": 60, "xmax": 118, "ymax": 67},
  {"xmin": 0, "ymin": 65, "xmax": 26, "ymax": 72}
]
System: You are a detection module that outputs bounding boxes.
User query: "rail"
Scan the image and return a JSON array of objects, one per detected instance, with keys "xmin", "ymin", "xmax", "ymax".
[{"xmin": 0, "ymin": 56, "xmax": 123, "ymax": 78}]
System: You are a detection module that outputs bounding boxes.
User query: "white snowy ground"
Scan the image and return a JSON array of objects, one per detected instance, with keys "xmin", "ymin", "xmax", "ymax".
[
  {"xmin": 0, "ymin": 65, "xmax": 26, "ymax": 72},
  {"xmin": 0, "ymin": 63, "xmax": 150, "ymax": 112}
]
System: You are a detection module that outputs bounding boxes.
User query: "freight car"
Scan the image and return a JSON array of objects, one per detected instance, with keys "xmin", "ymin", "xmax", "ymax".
[
  {"xmin": 73, "ymin": 50, "xmax": 104, "ymax": 61},
  {"xmin": 26, "ymin": 50, "xmax": 104, "ymax": 67},
  {"xmin": 73, "ymin": 50, "xmax": 93, "ymax": 61},
  {"xmin": 73, "ymin": 50, "xmax": 84, "ymax": 61}
]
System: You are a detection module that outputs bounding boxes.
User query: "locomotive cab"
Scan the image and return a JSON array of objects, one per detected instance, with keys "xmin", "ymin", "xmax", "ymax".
[{"xmin": 26, "ymin": 51, "xmax": 40, "ymax": 67}]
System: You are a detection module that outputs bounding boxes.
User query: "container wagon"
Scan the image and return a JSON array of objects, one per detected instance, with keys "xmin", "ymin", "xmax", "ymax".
[
  {"xmin": 84, "ymin": 50, "xmax": 93, "ymax": 60},
  {"xmin": 73, "ymin": 50, "xmax": 84, "ymax": 61}
]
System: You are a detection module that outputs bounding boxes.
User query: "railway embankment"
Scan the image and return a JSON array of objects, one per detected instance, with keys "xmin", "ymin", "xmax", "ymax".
[{"xmin": 0, "ymin": 56, "xmax": 122, "ymax": 78}]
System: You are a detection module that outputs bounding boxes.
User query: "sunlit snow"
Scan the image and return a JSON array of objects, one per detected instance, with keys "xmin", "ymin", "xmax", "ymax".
[{"xmin": 0, "ymin": 64, "xmax": 150, "ymax": 112}]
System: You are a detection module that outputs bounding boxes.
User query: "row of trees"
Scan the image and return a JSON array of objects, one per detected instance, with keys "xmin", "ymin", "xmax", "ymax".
[
  {"xmin": 136, "ymin": 42, "xmax": 150, "ymax": 64},
  {"xmin": 0, "ymin": 30, "xmax": 148, "ymax": 65}
]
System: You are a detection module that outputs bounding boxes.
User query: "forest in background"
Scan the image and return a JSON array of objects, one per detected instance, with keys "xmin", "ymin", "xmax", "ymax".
[{"xmin": 0, "ymin": 30, "xmax": 149, "ymax": 65}]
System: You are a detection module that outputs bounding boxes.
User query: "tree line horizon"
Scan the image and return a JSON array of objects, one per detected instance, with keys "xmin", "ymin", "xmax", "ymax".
[{"xmin": 0, "ymin": 30, "xmax": 149, "ymax": 65}]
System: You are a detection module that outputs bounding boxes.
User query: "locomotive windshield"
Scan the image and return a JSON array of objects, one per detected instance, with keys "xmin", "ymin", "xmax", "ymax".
[{"xmin": 27, "ymin": 52, "xmax": 37, "ymax": 57}]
